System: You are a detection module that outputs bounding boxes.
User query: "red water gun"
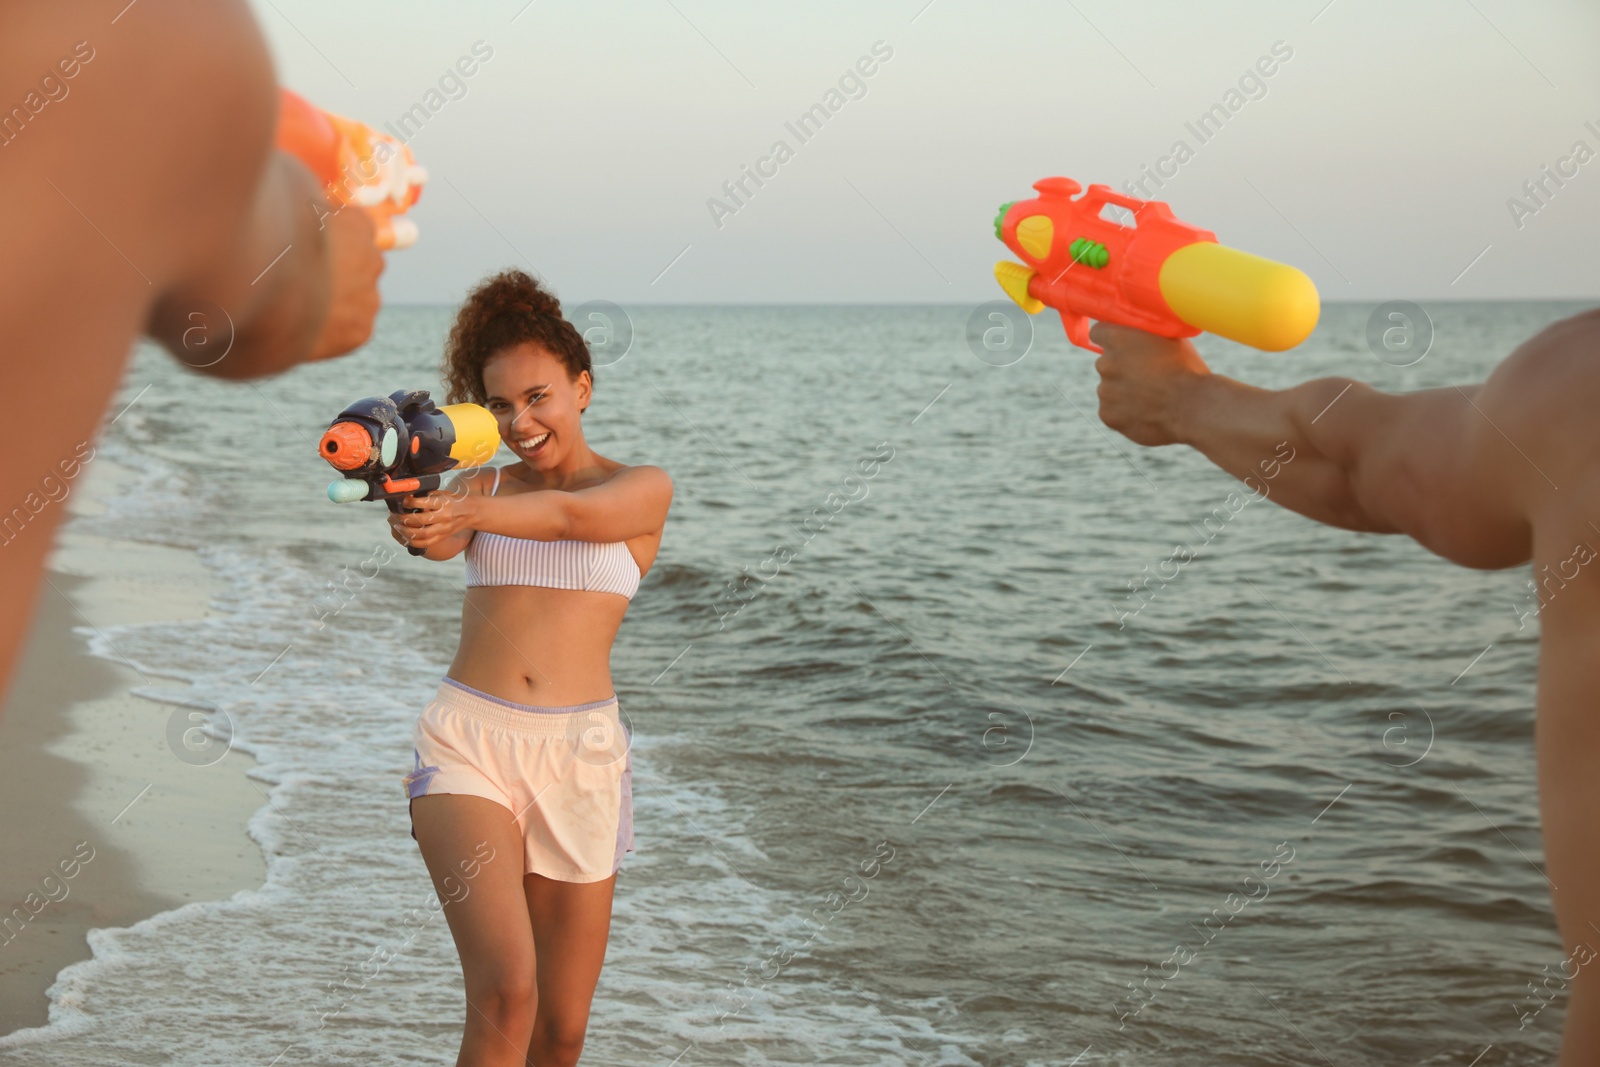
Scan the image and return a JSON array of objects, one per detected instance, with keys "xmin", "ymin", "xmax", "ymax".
[
  {"xmin": 993, "ymin": 177, "xmax": 1319, "ymax": 354},
  {"xmin": 275, "ymin": 88, "xmax": 426, "ymax": 250}
]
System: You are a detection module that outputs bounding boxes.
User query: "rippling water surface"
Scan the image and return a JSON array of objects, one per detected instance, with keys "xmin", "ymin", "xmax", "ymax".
[{"xmin": 1, "ymin": 301, "xmax": 1584, "ymax": 1066}]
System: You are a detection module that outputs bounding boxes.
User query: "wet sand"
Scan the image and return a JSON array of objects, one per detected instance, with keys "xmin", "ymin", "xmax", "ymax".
[{"xmin": 0, "ymin": 463, "xmax": 268, "ymax": 1037}]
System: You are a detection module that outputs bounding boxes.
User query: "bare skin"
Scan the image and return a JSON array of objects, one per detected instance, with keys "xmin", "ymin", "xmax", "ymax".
[
  {"xmin": 1, "ymin": 1, "xmax": 384, "ymax": 715},
  {"xmin": 392, "ymin": 342, "xmax": 672, "ymax": 1066},
  {"xmin": 410, "ymin": 797, "xmax": 617, "ymax": 1067},
  {"xmin": 1090, "ymin": 313, "xmax": 1600, "ymax": 1064}
]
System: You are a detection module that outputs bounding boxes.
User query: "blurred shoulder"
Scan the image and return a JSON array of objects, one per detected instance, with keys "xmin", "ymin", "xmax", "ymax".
[
  {"xmin": 1487, "ymin": 307, "xmax": 1600, "ymax": 399},
  {"xmin": 1472, "ymin": 308, "xmax": 1600, "ymax": 529},
  {"xmin": 1481, "ymin": 309, "xmax": 1600, "ymax": 462},
  {"xmin": 16, "ymin": 1, "xmax": 278, "ymax": 278}
]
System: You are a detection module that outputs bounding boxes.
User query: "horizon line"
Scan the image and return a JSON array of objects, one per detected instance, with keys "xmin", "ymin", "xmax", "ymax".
[{"xmin": 378, "ymin": 297, "xmax": 1600, "ymax": 308}]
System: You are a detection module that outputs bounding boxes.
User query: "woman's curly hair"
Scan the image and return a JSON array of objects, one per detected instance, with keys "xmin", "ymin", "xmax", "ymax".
[{"xmin": 441, "ymin": 268, "xmax": 592, "ymax": 408}]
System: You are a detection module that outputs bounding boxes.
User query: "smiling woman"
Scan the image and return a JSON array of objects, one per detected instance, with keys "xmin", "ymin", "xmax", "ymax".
[
  {"xmin": 385, "ymin": 267, "xmax": 671, "ymax": 1067},
  {"xmin": 440, "ymin": 268, "xmax": 596, "ymax": 425}
]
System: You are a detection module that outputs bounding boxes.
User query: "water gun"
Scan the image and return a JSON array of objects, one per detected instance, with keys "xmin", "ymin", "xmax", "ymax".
[
  {"xmin": 275, "ymin": 88, "xmax": 427, "ymax": 250},
  {"xmin": 993, "ymin": 178, "xmax": 1319, "ymax": 353},
  {"xmin": 317, "ymin": 389, "xmax": 500, "ymax": 556}
]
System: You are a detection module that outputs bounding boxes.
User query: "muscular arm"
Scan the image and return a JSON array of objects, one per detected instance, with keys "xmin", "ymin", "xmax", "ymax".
[
  {"xmin": 146, "ymin": 150, "xmax": 380, "ymax": 379},
  {"xmin": 6, "ymin": 2, "xmax": 378, "ymax": 382},
  {"xmin": 128, "ymin": 9, "xmax": 380, "ymax": 378},
  {"xmin": 1089, "ymin": 321, "xmax": 1539, "ymax": 569},
  {"xmin": 0, "ymin": 0, "xmax": 378, "ymax": 707},
  {"xmin": 1095, "ymin": 311, "xmax": 1600, "ymax": 1063},
  {"xmin": 144, "ymin": 149, "xmax": 332, "ymax": 377}
]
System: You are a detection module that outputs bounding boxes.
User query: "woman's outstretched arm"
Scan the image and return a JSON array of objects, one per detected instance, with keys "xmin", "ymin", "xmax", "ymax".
[
  {"xmin": 472, "ymin": 466, "xmax": 674, "ymax": 544},
  {"xmin": 395, "ymin": 465, "xmax": 673, "ymax": 550}
]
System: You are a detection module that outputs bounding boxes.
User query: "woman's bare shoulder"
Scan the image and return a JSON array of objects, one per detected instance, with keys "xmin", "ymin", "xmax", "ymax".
[
  {"xmin": 445, "ymin": 464, "xmax": 500, "ymax": 497},
  {"xmin": 596, "ymin": 461, "xmax": 672, "ymax": 501},
  {"xmin": 592, "ymin": 453, "xmax": 669, "ymax": 481}
]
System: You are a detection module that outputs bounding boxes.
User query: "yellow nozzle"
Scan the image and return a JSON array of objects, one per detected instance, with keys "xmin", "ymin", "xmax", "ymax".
[
  {"xmin": 994, "ymin": 261, "xmax": 1044, "ymax": 314},
  {"xmin": 441, "ymin": 403, "xmax": 502, "ymax": 467},
  {"xmin": 1157, "ymin": 242, "xmax": 1320, "ymax": 351}
]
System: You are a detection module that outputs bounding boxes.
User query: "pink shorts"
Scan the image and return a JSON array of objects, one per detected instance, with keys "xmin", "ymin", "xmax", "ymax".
[{"xmin": 403, "ymin": 677, "xmax": 635, "ymax": 883}]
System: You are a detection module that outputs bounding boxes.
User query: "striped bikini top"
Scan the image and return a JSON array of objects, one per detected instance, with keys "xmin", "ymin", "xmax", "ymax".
[{"xmin": 462, "ymin": 467, "xmax": 642, "ymax": 599}]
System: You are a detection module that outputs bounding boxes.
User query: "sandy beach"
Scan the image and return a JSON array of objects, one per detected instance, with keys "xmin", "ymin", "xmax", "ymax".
[{"xmin": 0, "ymin": 458, "xmax": 267, "ymax": 1037}]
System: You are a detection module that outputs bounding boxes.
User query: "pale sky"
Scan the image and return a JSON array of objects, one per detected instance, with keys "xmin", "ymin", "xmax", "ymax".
[{"xmin": 250, "ymin": 0, "xmax": 1600, "ymax": 306}]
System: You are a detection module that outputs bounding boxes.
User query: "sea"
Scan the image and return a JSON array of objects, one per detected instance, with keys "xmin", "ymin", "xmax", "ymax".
[{"xmin": 0, "ymin": 301, "xmax": 1586, "ymax": 1066}]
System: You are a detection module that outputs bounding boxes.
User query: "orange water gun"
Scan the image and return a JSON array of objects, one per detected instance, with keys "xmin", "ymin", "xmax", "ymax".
[
  {"xmin": 993, "ymin": 178, "xmax": 1319, "ymax": 353},
  {"xmin": 275, "ymin": 88, "xmax": 426, "ymax": 250}
]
